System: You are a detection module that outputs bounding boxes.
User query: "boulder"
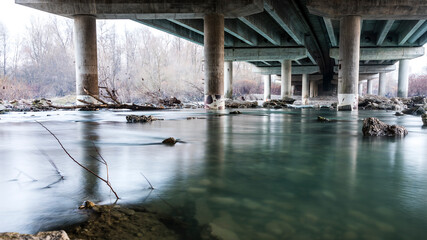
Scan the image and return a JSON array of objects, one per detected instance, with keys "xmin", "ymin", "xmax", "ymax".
[
  {"xmin": 0, "ymin": 231, "xmax": 70, "ymax": 240},
  {"xmin": 422, "ymin": 114, "xmax": 427, "ymax": 126},
  {"xmin": 162, "ymin": 137, "xmax": 177, "ymax": 145},
  {"xmin": 362, "ymin": 117, "xmax": 408, "ymax": 137},
  {"xmin": 402, "ymin": 106, "xmax": 426, "ymax": 116},
  {"xmin": 126, "ymin": 115, "xmax": 161, "ymax": 123},
  {"xmin": 395, "ymin": 112, "xmax": 404, "ymax": 116},
  {"xmin": 229, "ymin": 111, "xmax": 241, "ymax": 114}
]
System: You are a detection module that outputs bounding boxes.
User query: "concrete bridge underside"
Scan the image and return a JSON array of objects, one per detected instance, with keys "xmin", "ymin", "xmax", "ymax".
[{"xmin": 16, "ymin": 0, "xmax": 427, "ymax": 110}]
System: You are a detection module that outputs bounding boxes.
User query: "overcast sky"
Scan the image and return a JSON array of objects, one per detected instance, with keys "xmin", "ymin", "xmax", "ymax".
[{"xmin": 0, "ymin": 0, "xmax": 426, "ymax": 73}]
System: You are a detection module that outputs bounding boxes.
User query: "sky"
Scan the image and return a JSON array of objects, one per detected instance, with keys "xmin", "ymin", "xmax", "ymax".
[{"xmin": 0, "ymin": 0, "xmax": 426, "ymax": 74}]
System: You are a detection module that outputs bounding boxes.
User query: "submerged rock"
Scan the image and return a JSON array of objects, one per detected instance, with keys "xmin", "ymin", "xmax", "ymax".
[
  {"xmin": 229, "ymin": 111, "xmax": 242, "ymax": 115},
  {"xmin": 79, "ymin": 200, "xmax": 96, "ymax": 209},
  {"xmin": 422, "ymin": 114, "xmax": 427, "ymax": 126},
  {"xmin": 0, "ymin": 231, "xmax": 70, "ymax": 240},
  {"xmin": 395, "ymin": 111, "xmax": 404, "ymax": 116},
  {"xmin": 162, "ymin": 137, "xmax": 177, "ymax": 145},
  {"xmin": 362, "ymin": 117, "xmax": 408, "ymax": 137},
  {"xmin": 317, "ymin": 116, "xmax": 330, "ymax": 122},
  {"xmin": 126, "ymin": 115, "xmax": 161, "ymax": 123}
]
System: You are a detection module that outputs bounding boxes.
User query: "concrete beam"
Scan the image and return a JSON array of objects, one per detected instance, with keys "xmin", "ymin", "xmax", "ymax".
[
  {"xmin": 333, "ymin": 65, "xmax": 396, "ymax": 74},
  {"xmin": 253, "ymin": 66, "xmax": 320, "ymax": 75},
  {"xmin": 165, "ymin": 19, "xmax": 234, "ymax": 46},
  {"xmin": 16, "ymin": 0, "xmax": 264, "ymax": 19},
  {"xmin": 307, "ymin": 0, "xmax": 427, "ymax": 20},
  {"xmin": 408, "ymin": 21, "xmax": 427, "ymax": 44},
  {"xmin": 330, "ymin": 47, "xmax": 425, "ymax": 60},
  {"xmin": 419, "ymin": 32, "xmax": 427, "ymax": 46},
  {"xmin": 225, "ymin": 47, "xmax": 307, "ymax": 61},
  {"xmin": 136, "ymin": 19, "xmax": 203, "ymax": 45},
  {"xmin": 398, "ymin": 20, "xmax": 426, "ymax": 45},
  {"xmin": 376, "ymin": 20, "xmax": 394, "ymax": 46},
  {"xmin": 239, "ymin": 14, "xmax": 281, "ymax": 45},
  {"xmin": 323, "ymin": 17, "xmax": 337, "ymax": 47},
  {"xmin": 225, "ymin": 19, "xmax": 258, "ymax": 46},
  {"xmin": 264, "ymin": 0, "xmax": 304, "ymax": 45}
]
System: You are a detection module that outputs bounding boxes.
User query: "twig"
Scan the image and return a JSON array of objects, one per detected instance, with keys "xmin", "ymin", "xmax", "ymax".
[
  {"xmin": 91, "ymin": 141, "xmax": 109, "ymax": 183},
  {"xmin": 84, "ymin": 88, "xmax": 107, "ymax": 105},
  {"xmin": 36, "ymin": 121, "xmax": 119, "ymax": 200},
  {"xmin": 99, "ymin": 86, "xmax": 121, "ymax": 104},
  {"xmin": 10, "ymin": 169, "xmax": 38, "ymax": 182},
  {"xmin": 140, "ymin": 172, "xmax": 154, "ymax": 190}
]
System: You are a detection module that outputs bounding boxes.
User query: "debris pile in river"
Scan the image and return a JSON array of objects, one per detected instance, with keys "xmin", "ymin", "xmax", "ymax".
[
  {"xmin": 358, "ymin": 95, "xmax": 427, "ymax": 112},
  {"xmin": 225, "ymin": 99, "xmax": 258, "ymax": 108},
  {"xmin": 362, "ymin": 117, "xmax": 408, "ymax": 137},
  {"xmin": 263, "ymin": 97, "xmax": 296, "ymax": 108},
  {"xmin": 126, "ymin": 115, "xmax": 162, "ymax": 123},
  {"xmin": 159, "ymin": 96, "xmax": 183, "ymax": 108}
]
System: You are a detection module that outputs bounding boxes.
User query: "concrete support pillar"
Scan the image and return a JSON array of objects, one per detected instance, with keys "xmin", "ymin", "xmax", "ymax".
[
  {"xmin": 310, "ymin": 81, "xmax": 318, "ymax": 98},
  {"xmin": 263, "ymin": 75, "xmax": 271, "ymax": 101},
  {"xmin": 337, "ymin": 15, "xmax": 361, "ymax": 111},
  {"xmin": 224, "ymin": 61, "xmax": 233, "ymax": 99},
  {"xmin": 378, "ymin": 73, "xmax": 387, "ymax": 96},
  {"xmin": 367, "ymin": 79, "xmax": 373, "ymax": 95},
  {"xmin": 398, "ymin": 60, "xmax": 409, "ymax": 98},
  {"xmin": 302, "ymin": 74, "xmax": 309, "ymax": 105},
  {"xmin": 358, "ymin": 83, "xmax": 363, "ymax": 97},
  {"xmin": 74, "ymin": 15, "xmax": 98, "ymax": 104},
  {"xmin": 281, "ymin": 60, "xmax": 292, "ymax": 98},
  {"xmin": 204, "ymin": 13, "xmax": 225, "ymax": 110}
]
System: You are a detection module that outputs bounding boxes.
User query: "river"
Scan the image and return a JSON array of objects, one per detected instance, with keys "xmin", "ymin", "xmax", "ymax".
[{"xmin": 0, "ymin": 109, "xmax": 426, "ymax": 239}]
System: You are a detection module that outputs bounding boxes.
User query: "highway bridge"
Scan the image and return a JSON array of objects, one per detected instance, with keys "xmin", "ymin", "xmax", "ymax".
[{"xmin": 16, "ymin": 0, "xmax": 427, "ymax": 110}]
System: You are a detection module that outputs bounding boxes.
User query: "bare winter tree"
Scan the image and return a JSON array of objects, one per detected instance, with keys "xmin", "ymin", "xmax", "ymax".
[{"xmin": 0, "ymin": 22, "xmax": 7, "ymax": 77}]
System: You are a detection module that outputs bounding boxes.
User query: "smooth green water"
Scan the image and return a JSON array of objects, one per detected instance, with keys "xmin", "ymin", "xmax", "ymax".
[{"xmin": 0, "ymin": 109, "xmax": 426, "ymax": 239}]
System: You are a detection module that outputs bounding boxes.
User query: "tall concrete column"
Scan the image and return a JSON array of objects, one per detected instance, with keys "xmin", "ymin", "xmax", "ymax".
[
  {"xmin": 204, "ymin": 13, "xmax": 225, "ymax": 110},
  {"xmin": 310, "ymin": 80, "xmax": 318, "ymax": 98},
  {"xmin": 358, "ymin": 83, "xmax": 363, "ymax": 97},
  {"xmin": 281, "ymin": 60, "xmax": 292, "ymax": 98},
  {"xmin": 74, "ymin": 15, "xmax": 98, "ymax": 104},
  {"xmin": 378, "ymin": 73, "xmax": 387, "ymax": 96},
  {"xmin": 224, "ymin": 61, "xmax": 233, "ymax": 99},
  {"xmin": 367, "ymin": 79, "xmax": 373, "ymax": 95},
  {"xmin": 337, "ymin": 15, "xmax": 361, "ymax": 111},
  {"xmin": 398, "ymin": 60, "xmax": 409, "ymax": 98},
  {"xmin": 263, "ymin": 75, "xmax": 271, "ymax": 101},
  {"xmin": 302, "ymin": 74, "xmax": 309, "ymax": 105}
]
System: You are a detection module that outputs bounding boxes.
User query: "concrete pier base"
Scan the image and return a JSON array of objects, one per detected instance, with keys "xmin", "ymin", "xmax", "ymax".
[
  {"xmin": 302, "ymin": 74, "xmax": 309, "ymax": 105},
  {"xmin": 263, "ymin": 75, "xmax": 271, "ymax": 101},
  {"xmin": 337, "ymin": 15, "xmax": 361, "ymax": 111},
  {"xmin": 204, "ymin": 13, "xmax": 225, "ymax": 110},
  {"xmin": 281, "ymin": 60, "xmax": 292, "ymax": 98},
  {"xmin": 378, "ymin": 73, "xmax": 387, "ymax": 96},
  {"xmin": 398, "ymin": 60, "xmax": 409, "ymax": 98},
  {"xmin": 74, "ymin": 15, "xmax": 98, "ymax": 104},
  {"xmin": 224, "ymin": 61, "xmax": 233, "ymax": 99}
]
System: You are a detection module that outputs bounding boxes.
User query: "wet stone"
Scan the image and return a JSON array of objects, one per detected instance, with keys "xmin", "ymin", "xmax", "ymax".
[
  {"xmin": 126, "ymin": 115, "xmax": 161, "ymax": 123},
  {"xmin": 162, "ymin": 137, "xmax": 177, "ymax": 145},
  {"xmin": 362, "ymin": 117, "xmax": 408, "ymax": 137},
  {"xmin": 422, "ymin": 114, "xmax": 427, "ymax": 126}
]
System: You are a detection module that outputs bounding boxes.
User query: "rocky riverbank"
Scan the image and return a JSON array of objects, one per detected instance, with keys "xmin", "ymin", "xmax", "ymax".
[{"xmin": 0, "ymin": 203, "xmax": 219, "ymax": 240}]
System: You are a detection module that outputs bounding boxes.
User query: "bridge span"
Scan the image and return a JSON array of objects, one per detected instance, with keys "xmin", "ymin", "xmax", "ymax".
[{"xmin": 16, "ymin": 0, "xmax": 427, "ymax": 110}]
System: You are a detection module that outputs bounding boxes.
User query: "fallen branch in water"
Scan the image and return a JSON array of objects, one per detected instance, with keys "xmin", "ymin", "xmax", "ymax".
[
  {"xmin": 36, "ymin": 121, "xmax": 120, "ymax": 200},
  {"xmin": 140, "ymin": 172, "xmax": 154, "ymax": 190},
  {"xmin": 39, "ymin": 150, "xmax": 65, "ymax": 188},
  {"xmin": 10, "ymin": 169, "xmax": 38, "ymax": 182}
]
